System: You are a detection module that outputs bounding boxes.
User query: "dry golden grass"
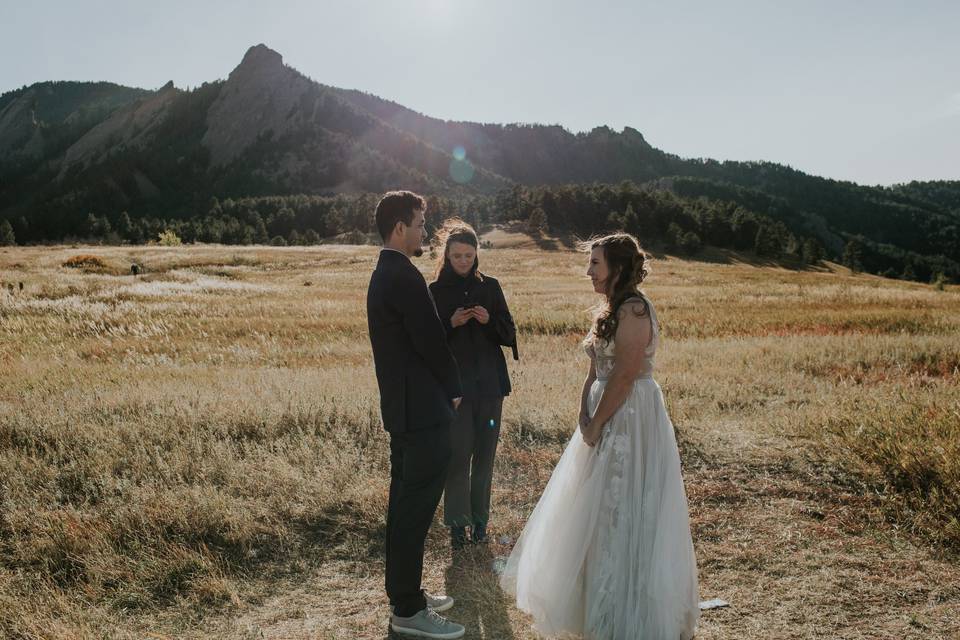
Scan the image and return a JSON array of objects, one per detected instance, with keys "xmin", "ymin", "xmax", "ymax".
[{"xmin": 0, "ymin": 242, "xmax": 958, "ymax": 639}]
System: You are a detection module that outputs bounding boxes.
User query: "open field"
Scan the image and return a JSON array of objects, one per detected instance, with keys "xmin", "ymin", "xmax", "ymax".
[{"xmin": 1, "ymin": 243, "xmax": 959, "ymax": 639}]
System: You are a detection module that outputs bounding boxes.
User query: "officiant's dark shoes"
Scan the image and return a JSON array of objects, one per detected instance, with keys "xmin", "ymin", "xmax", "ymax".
[
  {"xmin": 450, "ymin": 526, "xmax": 468, "ymax": 550},
  {"xmin": 471, "ymin": 522, "xmax": 488, "ymax": 544}
]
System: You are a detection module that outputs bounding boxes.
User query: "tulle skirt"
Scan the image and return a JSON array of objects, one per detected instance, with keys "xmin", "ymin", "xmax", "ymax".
[{"xmin": 500, "ymin": 378, "xmax": 699, "ymax": 639}]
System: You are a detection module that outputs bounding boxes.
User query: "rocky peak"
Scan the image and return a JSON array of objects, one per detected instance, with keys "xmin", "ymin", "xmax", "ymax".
[
  {"xmin": 202, "ymin": 44, "xmax": 312, "ymax": 167},
  {"xmin": 622, "ymin": 126, "xmax": 646, "ymax": 142},
  {"xmin": 234, "ymin": 44, "xmax": 284, "ymax": 77}
]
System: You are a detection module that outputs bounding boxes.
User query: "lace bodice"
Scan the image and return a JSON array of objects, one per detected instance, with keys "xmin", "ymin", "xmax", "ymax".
[{"xmin": 584, "ymin": 295, "xmax": 659, "ymax": 381}]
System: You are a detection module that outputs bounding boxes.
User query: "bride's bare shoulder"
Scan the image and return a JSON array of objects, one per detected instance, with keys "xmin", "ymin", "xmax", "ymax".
[{"xmin": 618, "ymin": 295, "xmax": 650, "ymax": 319}]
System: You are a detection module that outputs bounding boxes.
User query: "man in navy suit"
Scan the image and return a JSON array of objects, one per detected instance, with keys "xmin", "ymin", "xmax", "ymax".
[{"xmin": 367, "ymin": 191, "xmax": 466, "ymax": 638}]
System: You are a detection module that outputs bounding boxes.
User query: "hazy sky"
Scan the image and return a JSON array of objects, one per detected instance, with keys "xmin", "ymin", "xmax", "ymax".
[{"xmin": 2, "ymin": 0, "xmax": 957, "ymax": 185}]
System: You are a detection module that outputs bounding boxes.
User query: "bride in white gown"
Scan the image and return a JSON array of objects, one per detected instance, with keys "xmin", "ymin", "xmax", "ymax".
[{"xmin": 500, "ymin": 233, "xmax": 699, "ymax": 639}]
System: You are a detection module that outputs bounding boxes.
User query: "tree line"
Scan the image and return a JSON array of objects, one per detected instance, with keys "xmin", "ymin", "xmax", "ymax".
[{"xmin": 2, "ymin": 180, "xmax": 955, "ymax": 284}]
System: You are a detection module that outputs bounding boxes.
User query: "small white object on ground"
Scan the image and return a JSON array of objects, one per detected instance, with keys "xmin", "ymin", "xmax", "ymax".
[{"xmin": 699, "ymin": 598, "xmax": 729, "ymax": 610}]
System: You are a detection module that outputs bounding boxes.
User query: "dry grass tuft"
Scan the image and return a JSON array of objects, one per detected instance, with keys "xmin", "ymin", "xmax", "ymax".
[{"xmin": 815, "ymin": 398, "xmax": 960, "ymax": 546}]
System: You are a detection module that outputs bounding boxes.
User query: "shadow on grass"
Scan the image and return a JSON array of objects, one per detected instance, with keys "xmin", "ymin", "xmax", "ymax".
[
  {"xmin": 378, "ymin": 542, "xmax": 518, "ymax": 639},
  {"xmin": 497, "ymin": 220, "xmax": 577, "ymax": 252},
  {"xmin": 531, "ymin": 232, "xmax": 579, "ymax": 252},
  {"xmin": 647, "ymin": 246, "xmax": 836, "ymax": 273},
  {"xmin": 297, "ymin": 500, "xmax": 386, "ymax": 565},
  {"xmin": 442, "ymin": 544, "xmax": 516, "ymax": 640}
]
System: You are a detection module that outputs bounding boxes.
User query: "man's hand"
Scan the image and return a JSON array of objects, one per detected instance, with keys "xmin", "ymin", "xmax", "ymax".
[
  {"xmin": 471, "ymin": 306, "xmax": 490, "ymax": 325},
  {"xmin": 451, "ymin": 308, "xmax": 473, "ymax": 328},
  {"xmin": 452, "ymin": 397, "xmax": 462, "ymax": 410}
]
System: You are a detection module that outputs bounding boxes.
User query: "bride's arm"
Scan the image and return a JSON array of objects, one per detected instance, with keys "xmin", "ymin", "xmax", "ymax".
[
  {"xmin": 578, "ymin": 355, "xmax": 597, "ymax": 430},
  {"xmin": 582, "ymin": 302, "xmax": 651, "ymax": 446}
]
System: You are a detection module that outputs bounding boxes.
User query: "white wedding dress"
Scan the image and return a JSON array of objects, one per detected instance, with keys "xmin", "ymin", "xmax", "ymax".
[{"xmin": 500, "ymin": 295, "xmax": 699, "ymax": 639}]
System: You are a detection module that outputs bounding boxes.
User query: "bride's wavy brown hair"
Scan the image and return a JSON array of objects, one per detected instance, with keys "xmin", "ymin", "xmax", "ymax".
[
  {"xmin": 581, "ymin": 233, "xmax": 650, "ymax": 343},
  {"xmin": 433, "ymin": 217, "xmax": 482, "ymax": 280}
]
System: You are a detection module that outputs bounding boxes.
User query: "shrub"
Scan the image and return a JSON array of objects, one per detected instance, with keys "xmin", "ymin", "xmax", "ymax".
[
  {"xmin": 62, "ymin": 255, "xmax": 108, "ymax": 270},
  {"xmin": 158, "ymin": 230, "xmax": 182, "ymax": 246}
]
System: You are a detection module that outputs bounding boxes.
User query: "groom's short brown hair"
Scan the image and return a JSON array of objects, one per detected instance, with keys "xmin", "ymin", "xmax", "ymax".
[{"xmin": 375, "ymin": 190, "xmax": 427, "ymax": 242}]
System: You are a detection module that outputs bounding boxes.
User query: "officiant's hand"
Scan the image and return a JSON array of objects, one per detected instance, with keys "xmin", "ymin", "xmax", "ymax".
[
  {"xmin": 471, "ymin": 306, "xmax": 490, "ymax": 325},
  {"xmin": 451, "ymin": 308, "xmax": 473, "ymax": 328}
]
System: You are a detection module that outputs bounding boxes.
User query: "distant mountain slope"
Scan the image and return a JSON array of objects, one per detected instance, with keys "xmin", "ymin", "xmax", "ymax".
[
  {"xmin": 891, "ymin": 180, "xmax": 960, "ymax": 215},
  {"xmin": 0, "ymin": 81, "xmax": 149, "ymax": 175},
  {"xmin": 0, "ymin": 44, "xmax": 955, "ymax": 280}
]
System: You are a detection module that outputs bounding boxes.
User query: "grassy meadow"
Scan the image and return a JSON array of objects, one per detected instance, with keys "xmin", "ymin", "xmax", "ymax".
[{"xmin": 0, "ymin": 240, "xmax": 959, "ymax": 639}]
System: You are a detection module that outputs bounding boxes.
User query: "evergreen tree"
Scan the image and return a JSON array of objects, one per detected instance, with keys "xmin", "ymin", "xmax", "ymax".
[
  {"xmin": 0, "ymin": 220, "xmax": 15, "ymax": 246},
  {"xmin": 754, "ymin": 225, "xmax": 780, "ymax": 257},
  {"xmin": 116, "ymin": 211, "xmax": 133, "ymax": 241},
  {"xmin": 665, "ymin": 223, "xmax": 684, "ymax": 252},
  {"xmin": 303, "ymin": 228, "xmax": 320, "ymax": 245},
  {"xmin": 842, "ymin": 239, "xmax": 864, "ymax": 272},
  {"xmin": 527, "ymin": 207, "xmax": 547, "ymax": 234},
  {"xmin": 620, "ymin": 203, "xmax": 640, "ymax": 235},
  {"xmin": 731, "ymin": 210, "xmax": 760, "ymax": 250},
  {"xmin": 251, "ymin": 215, "xmax": 269, "ymax": 244},
  {"xmin": 680, "ymin": 231, "xmax": 702, "ymax": 255},
  {"xmin": 785, "ymin": 233, "xmax": 801, "ymax": 257},
  {"xmin": 270, "ymin": 206, "xmax": 296, "ymax": 238},
  {"xmin": 129, "ymin": 219, "xmax": 147, "ymax": 244},
  {"xmin": 14, "ymin": 217, "xmax": 29, "ymax": 244},
  {"xmin": 83, "ymin": 213, "xmax": 112, "ymax": 239},
  {"xmin": 84, "ymin": 213, "xmax": 98, "ymax": 237},
  {"xmin": 801, "ymin": 238, "xmax": 824, "ymax": 264}
]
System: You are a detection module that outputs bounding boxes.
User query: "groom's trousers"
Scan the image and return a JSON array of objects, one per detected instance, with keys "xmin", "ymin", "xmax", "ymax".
[{"xmin": 386, "ymin": 422, "xmax": 452, "ymax": 617}]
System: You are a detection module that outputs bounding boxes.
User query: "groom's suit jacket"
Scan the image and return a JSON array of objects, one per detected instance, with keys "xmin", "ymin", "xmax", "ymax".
[{"xmin": 367, "ymin": 249, "xmax": 462, "ymax": 433}]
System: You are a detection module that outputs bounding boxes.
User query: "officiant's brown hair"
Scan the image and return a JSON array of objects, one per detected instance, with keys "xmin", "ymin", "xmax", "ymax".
[
  {"xmin": 375, "ymin": 190, "xmax": 426, "ymax": 241},
  {"xmin": 433, "ymin": 218, "xmax": 482, "ymax": 280}
]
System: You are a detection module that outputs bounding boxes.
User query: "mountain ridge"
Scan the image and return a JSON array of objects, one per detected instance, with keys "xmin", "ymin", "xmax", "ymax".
[{"xmin": 0, "ymin": 44, "xmax": 956, "ymax": 282}]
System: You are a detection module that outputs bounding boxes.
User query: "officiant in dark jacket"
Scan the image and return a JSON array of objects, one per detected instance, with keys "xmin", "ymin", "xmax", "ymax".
[{"xmin": 428, "ymin": 218, "xmax": 517, "ymax": 549}]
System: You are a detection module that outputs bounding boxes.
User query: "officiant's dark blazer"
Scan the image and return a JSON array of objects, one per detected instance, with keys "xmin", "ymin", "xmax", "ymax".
[{"xmin": 367, "ymin": 249, "xmax": 463, "ymax": 434}]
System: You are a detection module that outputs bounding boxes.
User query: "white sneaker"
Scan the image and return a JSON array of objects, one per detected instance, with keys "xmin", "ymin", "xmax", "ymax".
[
  {"xmin": 425, "ymin": 591, "xmax": 454, "ymax": 613},
  {"xmin": 390, "ymin": 608, "xmax": 465, "ymax": 639}
]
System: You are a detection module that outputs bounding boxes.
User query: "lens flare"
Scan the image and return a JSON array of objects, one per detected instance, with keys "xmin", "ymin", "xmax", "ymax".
[
  {"xmin": 449, "ymin": 158, "xmax": 475, "ymax": 184},
  {"xmin": 453, "ymin": 145, "xmax": 466, "ymax": 161}
]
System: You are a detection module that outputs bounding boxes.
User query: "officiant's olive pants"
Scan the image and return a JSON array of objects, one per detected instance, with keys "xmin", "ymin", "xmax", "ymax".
[
  {"xmin": 386, "ymin": 422, "xmax": 451, "ymax": 617},
  {"xmin": 443, "ymin": 397, "xmax": 503, "ymax": 528}
]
